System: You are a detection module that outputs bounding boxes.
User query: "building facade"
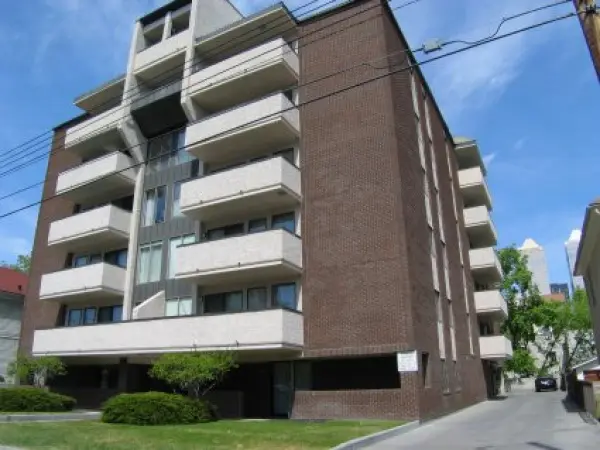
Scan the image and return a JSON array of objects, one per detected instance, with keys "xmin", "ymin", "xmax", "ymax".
[
  {"xmin": 0, "ymin": 268, "xmax": 27, "ymax": 381},
  {"xmin": 20, "ymin": 0, "xmax": 508, "ymax": 419},
  {"xmin": 520, "ymin": 238, "xmax": 551, "ymax": 296},
  {"xmin": 565, "ymin": 229, "xmax": 585, "ymax": 295},
  {"xmin": 574, "ymin": 199, "xmax": 600, "ymax": 362},
  {"xmin": 550, "ymin": 283, "xmax": 569, "ymax": 299}
]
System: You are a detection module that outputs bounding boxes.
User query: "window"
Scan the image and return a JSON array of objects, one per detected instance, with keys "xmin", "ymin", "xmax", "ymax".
[
  {"xmin": 172, "ymin": 182, "xmax": 183, "ymax": 218},
  {"xmin": 165, "ymin": 297, "xmax": 193, "ymax": 317},
  {"xmin": 143, "ymin": 186, "xmax": 166, "ymax": 226},
  {"xmin": 424, "ymin": 96, "xmax": 433, "ymax": 141},
  {"xmin": 442, "ymin": 359, "xmax": 450, "ymax": 393},
  {"xmin": 467, "ymin": 313, "xmax": 474, "ymax": 355},
  {"xmin": 97, "ymin": 305, "xmax": 122, "ymax": 323},
  {"xmin": 271, "ymin": 212, "xmax": 295, "ymax": 233},
  {"xmin": 449, "ymin": 300, "xmax": 456, "ymax": 361},
  {"xmin": 147, "ymin": 130, "xmax": 189, "ymax": 172},
  {"xmin": 137, "ymin": 241, "xmax": 163, "ymax": 284},
  {"xmin": 206, "ymin": 223, "xmax": 244, "ymax": 241},
  {"xmin": 416, "ymin": 119, "xmax": 426, "ymax": 168},
  {"xmin": 424, "ymin": 176, "xmax": 432, "ymax": 226},
  {"xmin": 67, "ymin": 309, "xmax": 82, "ymax": 327},
  {"xmin": 84, "ymin": 307, "xmax": 96, "ymax": 325},
  {"xmin": 105, "ymin": 249, "xmax": 128, "ymax": 268},
  {"xmin": 421, "ymin": 352, "xmax": 430, "ymax": 387},
  {"xmin": 248, "ymin": 287, "xmax": 267, "ymax": 310},
  {"xmin": 72, "ymin": 253, "xmax": 101, "ymax": 268},
  {"xmin": 454, "ymin": 361, "xmax": 461, "ymax": 391},
  {"xmin": 272, "ymin": 283, "xmax": 297, "ymax": 309},
  {"xmin": 204, "ymin": 291, "xmax": 243, "ymax": 313},
  {"xmin": 168, "ymin": 234, "xmax": 195, "ymax": 278},
  {"xmin": 442, "ymin": 244, "xmax": 450, "ymax": 297},
  {"xmin": 274, "ymin": 148, "xmax": 295, "ymax": 165},
  {"xmin": 436, "ymin": 291, "xmax": 445, "ymax": 358},
  {"xmin": 248, "ymin": 218, "xmax": 267, "ymax": 233},
  {"xmin": 410, "ymin": 73, "xmax": 420, "ymax": 116}
]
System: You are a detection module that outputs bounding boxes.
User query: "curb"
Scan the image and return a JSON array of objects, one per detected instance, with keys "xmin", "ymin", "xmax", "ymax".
[
  {"xmin": 331, "ymin": 421, "xmax": 420, "ymax": 450},
  {"xmin": 0, "ymin": 411, "xmax": 101, "ymax": 423}
]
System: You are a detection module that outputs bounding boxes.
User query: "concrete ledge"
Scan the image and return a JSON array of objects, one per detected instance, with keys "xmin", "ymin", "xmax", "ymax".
[
  {"xmin": 331, "ymin": 421, "xmax": 420, "ymax": 450},
  {"xmin": 0, "ymin": 411, "xmax": 101, "ymax": 423}
]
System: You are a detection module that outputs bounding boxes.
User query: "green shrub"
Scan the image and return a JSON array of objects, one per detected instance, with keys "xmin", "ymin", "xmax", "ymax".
[
  {"xmin": 0, "ymin": 387, "xmax": 76, "ymax": 412},
  {"xmin": 102, "ymin": 392, "xmax": 216, "ymax": 425}
]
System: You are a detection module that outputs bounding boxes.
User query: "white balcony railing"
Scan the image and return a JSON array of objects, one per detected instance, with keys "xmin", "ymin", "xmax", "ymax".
[
  {"xmin": 185, "ymin": 92, "xmax": 299, "ymax": 163},
  {"xmin": 187, "ymin": 38, "xmax": 299, "ymax": 110},
  {"xmin": 479, "ymin": 335, "xmax": 513, "ymax": 361},
  {"xmin": 32, "ymin": 309, "xmax": 303, "ymax": 356},
  {"xmin": 469, "ymin": 247, "xmax": 503, "ymax": 283},
  {"xmin": 64, "ymin": 105, "xmax": 123, "ymax": 151},
  {"xmin": 463, "ymin": 206, "xmax": 497, "ymax": 248},
  {"xmin": 458, "ymin": 167, "xmax": 492, "ymax": 209},
  {"xmin": 180, "ymin": 157, "xmax": 301, "ymax": 220},
  {"xmin": 40, "ymin": 263, "xmax": 126, "ymax": 302},
  {"xmin": 474, "ymin": 290, "xmax": 507, "ymax": 318},
  {"xmin": 48, "ymin": 205, "xmax": 131, "ymax": 252},
  {"xmin": 55, "ymin": 152, "xmax": 136, "ymax": 203},
  {"xmin": 134, "ymin": 29, "xmax": 190, "ymax": 75},
  {"xmin": 175, "ymin": 229, "xmax": 302, "ymax": 284}
]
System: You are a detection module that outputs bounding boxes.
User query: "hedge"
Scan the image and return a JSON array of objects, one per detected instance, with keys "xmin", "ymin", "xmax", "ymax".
[
  {"xmin": 102, "ymin": 392, "xmax": 216, "ymax": 425},
  {"xmin": 0, "ymin": 387, "xmax": 76, "ymax": 412}
]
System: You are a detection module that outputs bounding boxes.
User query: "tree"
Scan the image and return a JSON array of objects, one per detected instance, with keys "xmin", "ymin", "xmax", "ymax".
[
  {"xmin": 7, "ymin": 354, "xmax": 66, "ymax": 387},
  {"xmin": 149, "ymin": 352, "xmax": 237, "ymax": 398},
  {"xmin": 1, "ymin": 254, "xmax": 31, "ymax": 274},
  {"xmin": 505, "ymin": 348, "xmax": 537, "ymax": 376},
  {"xmin": 499, "ymin": 246, "xmax": 544, "ymax": 351},
  {"xmin": 563, "ymin": 288, "xmax": 595, "ymax": 370}
]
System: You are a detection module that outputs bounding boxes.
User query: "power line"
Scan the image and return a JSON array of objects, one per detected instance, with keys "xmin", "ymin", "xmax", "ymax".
[
  {"xmin": 0, "ymin": 0, "xmax": 421, "ymax": 176},
  {"xmin": 0, "ymin": 9, "xmax": 578, "ymax": 222}
]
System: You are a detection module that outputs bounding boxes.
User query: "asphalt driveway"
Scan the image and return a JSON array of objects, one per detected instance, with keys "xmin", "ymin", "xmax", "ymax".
[{"xmin": 369, "ymin": 390, "xmax": 600, "ymax": 449}]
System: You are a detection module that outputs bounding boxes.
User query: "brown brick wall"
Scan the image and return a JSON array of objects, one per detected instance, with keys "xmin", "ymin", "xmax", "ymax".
[
  {"xmin": 18, "ymin": 125, "xmax": 81, "ymax": 354},
  {"xmin": 299, "ymin": 0, "xmax": 415, "ymax": 357}
]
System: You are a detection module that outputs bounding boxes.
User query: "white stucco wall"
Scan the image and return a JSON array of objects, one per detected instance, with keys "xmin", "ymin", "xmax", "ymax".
[
  {"xmin": 40, "ymin": 263, "xmax": 126, "ymax": 300},
  {"xmin": 474, "ymin": 290, "xmax": 507, "ymax": 317},
  {"xmin": 65, "ymin": 105, "xmax": 123, "ymax": 148},
  {"xmin": 479, "ymin": 335, "xmax": 513, "ymax": 360}
]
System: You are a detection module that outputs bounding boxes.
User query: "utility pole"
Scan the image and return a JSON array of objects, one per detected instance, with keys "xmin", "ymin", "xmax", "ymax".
[{"xmin": 573, "ymin": 0, "xmax": 600, "ymax": 81}]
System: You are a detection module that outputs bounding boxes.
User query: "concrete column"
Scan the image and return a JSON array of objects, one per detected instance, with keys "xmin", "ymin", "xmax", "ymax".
[
  {"xmin": 122, "ymin": 165, "xmax": 146, "ymax": 320},
  {"xmin": 117, "ymin": 358, "xmax": 129, "ymax": 392},
  {"xmin": 162, "ymin": 12, "xmax": 173, "ymax": 41}
]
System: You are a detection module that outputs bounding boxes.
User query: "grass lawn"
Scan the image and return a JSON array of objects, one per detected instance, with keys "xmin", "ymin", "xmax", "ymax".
[{"xmin": 0, "ymin": 419, "xmax": 401, "ymax": 449}]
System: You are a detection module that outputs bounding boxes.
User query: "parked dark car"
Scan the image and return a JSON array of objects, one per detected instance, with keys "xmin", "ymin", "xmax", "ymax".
[{"xmin": 535, "ymin": 376, "xmax": 558, "ymax": 392}]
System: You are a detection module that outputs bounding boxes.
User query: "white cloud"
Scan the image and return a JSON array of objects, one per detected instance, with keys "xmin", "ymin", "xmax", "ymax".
[{"xmin": 482, "ymin": 152, "xmax": 496, "ymax": 167}]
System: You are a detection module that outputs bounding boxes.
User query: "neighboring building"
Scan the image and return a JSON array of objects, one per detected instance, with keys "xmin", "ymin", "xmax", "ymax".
[
  {"xmin": 519, "ymin": 238, "xmax": 551, "ymax": 296},
  {"xmin": 551, "ymin": 283, "xmax": 569, "ymax": 299},
  {"xmin": 454, "ymin": 138, "xmax": 511, "ymax": 397},
  {"xmin": 0, "ymin": 268, "xmax": 27, "ymax": 380},
  {"xmin": 565, "ymin": 229, "xmax": 585, "ymax": 294},
  {"xmin": 574, "ymin": 198, "xmax": 600, "ymax": 362},
  {"xmin": 20, "ymin": 0, "xmax": 506, "ymax": 420},
  {"xmin": 544, "ymin": 293, "xmax": 566, "ymax": 303}
]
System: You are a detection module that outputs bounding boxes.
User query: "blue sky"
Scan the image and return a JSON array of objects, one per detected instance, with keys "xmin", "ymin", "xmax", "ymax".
[{"xmin": 0, "ymin": 0, "xmax": 598, "ymax": 284}]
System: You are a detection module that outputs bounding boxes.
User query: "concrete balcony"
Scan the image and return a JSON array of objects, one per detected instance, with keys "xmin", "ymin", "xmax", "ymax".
[
  {"xmin": 454, "ymin": 137, "xmax": 486, "ymax": 174},
  {"xmin": 474, "ymin": 290, "xmax": 507, "ymax": 319},
  {"xmin": 185, "ymin": 92, "xmax": 299, "ymax": 164},
  {"xmin": 469, "ymin": 247, "xmax": 503, "ymax": 283},
  {"xmin": 64, "ymin": 105, "xmax": 124, "ymax": 158},
  {"xmin": 31, "ymin": 309, "xmax": 303, "ymax": 357},
  {"xmin": 55, "ymin": 152, "xmax": 136, "ymax": 203},
  {"xmin": 134, "ymin": 29, "xmax": 189, "ymax": 83},
  {"xmin": 464, "ymin": 206, "xmax": 497, "ymax": 248},
  {"xmin": 188, "ymin": 38, "xmax": 299, "ymax": 112},
  {"xmin": 458, "ymin": 167, "xmax": 492, "ymax": 210},
  {"xmin": 48, "ymin": 205, "xmax": 131, "ymax": 253},
  {"xmin": 479, "ymin": 335, "xmax": 513, "ymax": 361},
  {"xmin": 40, "ymin": 263, "xmax": 126, "ymax": 303},
  {"xmin": 175, "ymin": 229, "xmax": 302, "ymax": 286},
  {"xmin": 180, "ymin": 157, "xmax": 301, "ymax": 221}
]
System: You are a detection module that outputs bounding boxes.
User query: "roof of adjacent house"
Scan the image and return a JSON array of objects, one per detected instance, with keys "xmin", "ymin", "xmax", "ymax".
[{"xmin": 0, "ymin": 267, "xmax": 28, "ymax": 296}]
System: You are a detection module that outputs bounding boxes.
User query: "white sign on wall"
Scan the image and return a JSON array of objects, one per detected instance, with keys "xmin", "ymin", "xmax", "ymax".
[{"xmin": 396, "ymin": 350, "xmax": 419, "ymax": 373}]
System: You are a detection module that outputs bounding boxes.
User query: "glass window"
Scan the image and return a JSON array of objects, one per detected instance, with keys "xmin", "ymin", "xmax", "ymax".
[
  {"xmin": 204, "ymin": 291, "xmax": 243, "ymax": 313},
  {"xmin": 112, "ymin": 305, "xmax": 123, "ymax": 322},
  {"xmin": 173, "ymin": 130, "xmax": 191, "ymax": 166},
  {"xmin": 248, "ymin": 218, "xmax": 267, "ymax": 233},
  {"xmin": 73, "ymin": 255, "xmax": 87, "ymax": 267},
  {"xmin": 137, "ymin": 242, "xmax": 162, "ymax": 284},
  {"xmin": 179, "ymin": 297, "xmax": 192, "ymax": 315},
  {"xmin": 147, "ymin": 137, "xmax": 169, "ymax": 173},
  {"xmin": 84, "ymin": 307, "xmax": 96, "ymax": 325},
  {"xmin": 89, "ymin": 254, "xmax": 102, "ymax": 264},
  {"xmin": 248, "ymin": 287, "xmax": 267, "ymax": 310},
  {"xmin": 172, "ymin": 182, "xmax": 182, "ymax": 218},
  {"xmin": 271, "ymin": 212, "xmax": 295, "ymax": 233},
  {"xmin": 165, "ymin": 299, "xmax": 179, "ymax": 317},
  {"xmin": 98, "ymin": 307, "xmax": 113, "ymax": 324},
  {"xmin": 143, "ymin": 186, "xmax": 166, "ymax": 226},
  {"xmin": 206, "ymin": 223, "xmax": 244, "ymax": 241},
  {"xmin": 105, "ymin": 249, "xmax": 128, "ymax": 268},
  {"xmin": 165, "ymin": 297, "xmax": 193, "ymax": 317},
  {"xmin": 67, "ymin": 309, "xmax": 82, "ymax": 327},
  {"xmin": 168, "ymin": 234, "xmax": 194, "ymax": 278},
  {"xmin": 272, "ymin": 283, "xmax": 297, "ymax": 309},
  {"xmin": 274, "ymin": 148, "xmax": 294, "ymax": 164}
]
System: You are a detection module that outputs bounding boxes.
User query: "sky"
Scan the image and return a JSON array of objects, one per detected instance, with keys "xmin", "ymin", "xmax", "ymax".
[{"xmin": 0, "ymin": 0, "xmax": 598, "ymax": 284}]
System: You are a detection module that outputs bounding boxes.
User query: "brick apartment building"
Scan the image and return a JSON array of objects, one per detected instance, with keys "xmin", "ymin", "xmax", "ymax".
[{"xmin": 20, "ymin": 0, "xmax": 510, "ymax": 420}]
